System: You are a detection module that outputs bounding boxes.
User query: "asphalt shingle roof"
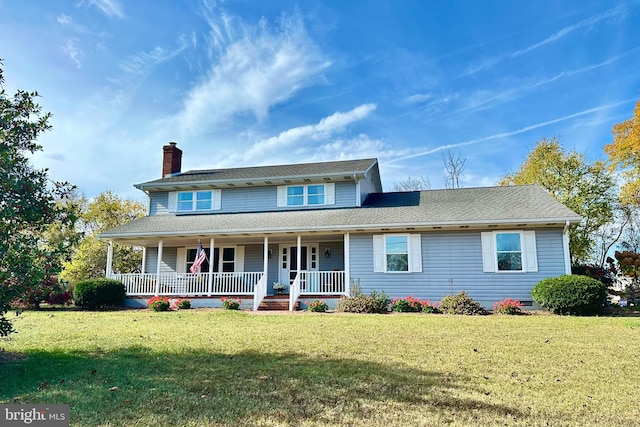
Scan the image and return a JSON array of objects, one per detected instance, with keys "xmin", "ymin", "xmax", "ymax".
[
  {"xmin": 101, "ymin": 185, "xmax": 581, "ymax": 239},
  {"xmin": 137, "ymin": 158, "xmax": 378, "ymax": 188}
]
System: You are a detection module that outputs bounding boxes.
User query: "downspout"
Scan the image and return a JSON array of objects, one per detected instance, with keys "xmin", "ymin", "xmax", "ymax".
[
  {"xmin": 562, "ymin": 220, "xmax": 572, "ymax": 275},
  {"xmin": 354, "ymin": 173, "xmax": 361, "ymax": 207}
]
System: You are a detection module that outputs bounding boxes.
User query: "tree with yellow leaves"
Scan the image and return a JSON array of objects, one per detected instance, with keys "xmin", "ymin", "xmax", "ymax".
[{"xmin": 604, "ymin": 99, "xmax": 640, "ymax": 204}]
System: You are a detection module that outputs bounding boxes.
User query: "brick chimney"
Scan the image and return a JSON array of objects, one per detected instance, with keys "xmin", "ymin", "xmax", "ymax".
[{"xmin": 162, "ymin": 142, "xmax": 182, "ymax": 178}]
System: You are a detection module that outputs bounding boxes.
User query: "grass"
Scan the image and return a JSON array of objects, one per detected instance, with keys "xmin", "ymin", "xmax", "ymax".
[{"xmin": 1, "ymin": 310, "xmax": 639, "ymax": 426}]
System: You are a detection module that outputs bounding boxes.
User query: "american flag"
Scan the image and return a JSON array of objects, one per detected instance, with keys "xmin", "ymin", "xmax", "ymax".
[{"xmin": 190, "ymin": 242, "xmax": 207, "ymax": 273}]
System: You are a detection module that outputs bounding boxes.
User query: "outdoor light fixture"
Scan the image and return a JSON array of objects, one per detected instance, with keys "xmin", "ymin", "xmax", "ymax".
[
  {"xmin": 268, "ymin": 249, "xmax": 273, "ymax": 259},
  {"xmin": 324, "ymin": 248, "xmax": 331, "ymax": 258}
]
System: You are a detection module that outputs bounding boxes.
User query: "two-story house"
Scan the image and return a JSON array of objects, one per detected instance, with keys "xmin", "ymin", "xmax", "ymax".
[{"xmin": 100, "ymin": 142, "xmax": 581, "ymax": 310}]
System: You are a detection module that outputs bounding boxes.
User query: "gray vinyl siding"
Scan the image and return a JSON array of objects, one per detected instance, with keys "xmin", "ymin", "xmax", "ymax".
[
  {"xmin": 360, "ymin": 163, "xmax": 382, "ymax": 204},
  {"xmin": 318, "ymin": 241, "xmax": 345, "ymax": 271},
  {"xmin": 349, "ymin": 229, "xmax": 566, "ymax": 307},
  {"xmin": 144, "ymin": 246, "xmax": 178, "ymax": 273},
  {"xmin": 222, "ymin": 184, "xmax": 355, "ymax": 212},
  {"xmin": 244, "ymin": 244, "xmax": 266, "ymax": 272},
  {"xmin": 149, "ymin": 192, "xmax": 170, "ymax": 215},
  {"xmin": 148, "ymin": 183, "xmax": 358, "ymax": 216}
]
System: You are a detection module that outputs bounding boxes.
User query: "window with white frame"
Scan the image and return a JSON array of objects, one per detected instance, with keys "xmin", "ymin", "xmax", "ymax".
[
  {"xmin": 496, "ymin": 232, "xmax": 522, "ymax": 271},
  {"xmin": 181, "ymin": 246, "xmax": 242, "ymax": 273},
  {"xmin": 385, "ymin": 235, "xmax": 409, "ymax": 272},
  {"xmin": 277, "ymin": 183, "xmax": 334, "ymax": 207},
  {"xmin": 481, "ymin": 231, "xmax": 538, "ymax": 273},
  {"xmin": 373, "ymin": 234, "xmax": 422, "ymax": 273},
  {"xmin": 171, "ymin": 190, "xmax": 221, "ymax": 212}
]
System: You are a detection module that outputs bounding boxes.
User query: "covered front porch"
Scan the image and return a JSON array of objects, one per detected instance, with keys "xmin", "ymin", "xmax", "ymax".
[{"xmin": 106, "ymin": 234, "xmax": 351, "ymax": 311}]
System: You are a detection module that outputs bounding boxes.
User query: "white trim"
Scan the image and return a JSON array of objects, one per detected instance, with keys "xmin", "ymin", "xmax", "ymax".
[
  {"xmin": 344, "ymin": 232, "xmax": 351, "ymax": 294},
  {"xmin": 171, "ymin": 190, "xmax": 221, "ymax": 213},
  {"xmin": 102, "ymin": 218, "xmax": 579, "ymax": 240},
  {"xmin": 155, "ymin": 240, "xmax": 163, "ymax": 296},
  {"xmin": 562, "ymin": 220, "xmax": 571, "ymax": 274},
  {"xmin": 141, "ymin": 247, "xmax": 146, "ymax": 274},
  {"xmin": 208, "ymin": 238, "xmax": 215, "ymax": 296},
  {"xmin": 373, "ymin": 235, "xmax": 384, "ymax": 272},
  {"xmin": 106, "ymin": 240, "xmax": 113, "ymax": 277},
  {"xmin": 409, "ymin": 234, "xmax": 422, "ymax": 273},
  {"xmin": 374, "ymin": 233, "xmax": 420, "ymax": 274},
  {"xmin": 176, "ymin": 248, "xmax": 187, "ymax": 273},
  {"xmin": 280, "ymin": 183, "xmax": 332, "ymax": 207},
  {"xmin": 482, "ymin": 230, "xmax": 537, "ymax": 273},
  {"xmin": 355, "ymin": 179, "xmax": 361, "ymax": 207}
]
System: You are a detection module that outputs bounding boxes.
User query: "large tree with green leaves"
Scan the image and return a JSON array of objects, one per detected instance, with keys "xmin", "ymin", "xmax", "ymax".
[
  {"xmin": 1, "ymin": 61, "xmax": 75, "ymax": 335},
  {"xmin": 499, "ymin": 137, "xmax": 616, "ymax": 264},
  {"xmin": 604, "ymin": 99, "xmax": 640, "ymax": 205},
  {"xmin": 61, "ymin": 191, "xmax": 145, "ymax": 284}
]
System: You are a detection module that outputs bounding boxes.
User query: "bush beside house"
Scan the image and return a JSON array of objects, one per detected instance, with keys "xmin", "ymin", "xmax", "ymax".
[
  {"xmin": 532, "ymin": 275, "xmax": 607, "ymax": 315},
  {"xmin": 73, "ymin": 278, "xmax": 126, "ymax": 310}
]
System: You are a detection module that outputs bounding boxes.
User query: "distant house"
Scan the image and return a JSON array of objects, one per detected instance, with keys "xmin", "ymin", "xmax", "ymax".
[{"xmin": 100, "ymin": 142, "xmax": 581, "ymax": 310}]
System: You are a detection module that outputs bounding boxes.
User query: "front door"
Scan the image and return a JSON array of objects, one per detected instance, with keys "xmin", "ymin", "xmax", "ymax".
[{"xmin": 279, "ymin": 244, "xmax": 319, "ymax": 291}]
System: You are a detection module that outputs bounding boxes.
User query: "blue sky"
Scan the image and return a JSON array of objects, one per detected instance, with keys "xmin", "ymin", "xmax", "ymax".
[{"xmin": 2, "ymin": 0, "xmax": 639, "ymax": 200}]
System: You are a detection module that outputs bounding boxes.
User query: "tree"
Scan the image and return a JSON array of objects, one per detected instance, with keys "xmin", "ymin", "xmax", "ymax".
[
  {"xmin": 0, "ymin": 61, "xmax": 75, "ymax": 335},
  {"xmin": 392, "ymin": 176, "xmax": 431, "ymax": 191},
  {"xmin": 61, "ymin": 191, "xmax": 145, "ymax": 284},
  {"xmin": 604, "ymin": 99, "xmax": 640, "ymax": 205},
  {"xmin": 442, "ymin": 150, "xmax": 466, "ymax": 189},
  {"xmin": 499, "ymin": 137, "xmax": 616, "ymax": 264}
]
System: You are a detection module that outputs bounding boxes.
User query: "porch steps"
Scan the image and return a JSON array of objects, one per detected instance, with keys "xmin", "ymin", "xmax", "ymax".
[{"xmin": 258, "ymin": 296, "xmax": 298, "ymax": 311}]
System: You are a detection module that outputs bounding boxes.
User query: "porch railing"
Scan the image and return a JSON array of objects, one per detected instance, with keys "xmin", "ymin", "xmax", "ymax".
[
  {"xmin": 298, "ymin": 271, "xmax": 346, "ymax": 295},
  {"xmin": 253, "ymin": 274, "xmax": 268, "ymax": 311},
  {"xmin": 289, "ymin": 273, "xmax": 302, "ymax": 311},
  {"xmin": 112, "ymin": 272, "xmax": 262, "ymax": 296}
]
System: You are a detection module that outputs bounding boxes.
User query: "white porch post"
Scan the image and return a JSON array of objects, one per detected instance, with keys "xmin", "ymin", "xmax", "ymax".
[
  {"xmin": 141, "ymin": 247, "xmax": 147, "ymax": 274},
  {"xmin": 296, "ymin": 235, "xmax": 302, "ymax": 276},
  {"xmin": 105, "ymin": 240, "xmax": 113, "ymax": 277},
  {"xmin": 344, "ymin": 232, "xmax": 350, "ymax": 295},
  {"xmin": 207, "ymin": 237, "xmax": 215, "ymax": 296},
  {"xmin": 263, "ymin": 236, "xmax": 269, "ymax": 280},
  {"xmin": 562, "ymin": 220, "xmax": 571, "ymax": 275},
  {"xmin": 155, "ymin": 240, "xmax": 163, "ymax": 296},
  {"xmin": 106, "ymin": 240, "xmax": 113, "ymax": 278}
]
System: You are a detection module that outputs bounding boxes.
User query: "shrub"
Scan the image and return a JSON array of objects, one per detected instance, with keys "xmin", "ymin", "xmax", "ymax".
[
  {"xmin": 493, "ymin": 298, "xmax": 524, "ymax": 315},
  {"xmin": 221, "ymin": 297, "xmax": 241, "ymax": 310},
  {"xmin": 532, "ymin": 275, "xmax": 607, "ymax": 315},
  {"xmin": 148, "ymin": 296, "xmax": 170, "ymax": 312},
  {"xmin": 336, "ymin": 290, "xmax": 389, "ymax": 313},
  {"xmin": 440, "ymin": 291, "xmax": 486, "ymax": 315},
  {"xmin": 173, "ymin": 298, "xmax": 192, "ymax": 310},
  {"xmin": 306, "ymin": 299, "xmax": 328, "ymax": 312},
  {"xmin": 421, "ymin": 300, "xmax": 441, "ymax": 314},
  {"xmin": 390, "ymin": 296, "xmax": 423, "ymax": 312},
  {"xmin": 73, "ymin": 278, "xmax": 126, "ymax": 310}
]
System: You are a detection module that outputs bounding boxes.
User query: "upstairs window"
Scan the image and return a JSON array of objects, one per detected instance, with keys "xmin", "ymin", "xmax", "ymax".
[
  {"xmin": 278, "ymin": 183, "xmax": 334, "ymax": 207},
  {"xmin": 170, "ymin": 190, "xmax": 221, "ymax": 212}
]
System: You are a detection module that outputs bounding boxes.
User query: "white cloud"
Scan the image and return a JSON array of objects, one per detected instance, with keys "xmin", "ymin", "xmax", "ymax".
[
  {"xmin": 461, "ymin": 5, "xmax": 628, "ymax": 77},
  {"xmin": 402, "ymin": 93, "xmax": 432, "ymax": 104},
  {"xmin": 389, "ymin": 98, "xmax": 638, "ymax": 164},
  {"xmin": 118, "ymin": 40, "xmax": 189, "ymax": 76},
  {"xmin": 175, "ymin": 12, "xmax": 331, "ymax": 136},
  {"xmin": 77, "ymin": 0, "xmax": 124, "ymax": 18},
  {"xmin": 510, "ymin": 6, "xmax": 626, "ymax": 58},
  {"xmin": 214, "ymin": 104, "xmax": 376, "ymax": 167},
  {"xmin": 62, "ymin": 39, "xmax": 83, "ymax": 68}
]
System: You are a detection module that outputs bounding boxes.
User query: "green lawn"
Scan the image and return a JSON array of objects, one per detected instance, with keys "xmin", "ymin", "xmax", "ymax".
[{"xmin": 1, "ymin": 310, "xmax": 639, "ymax": 426}]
